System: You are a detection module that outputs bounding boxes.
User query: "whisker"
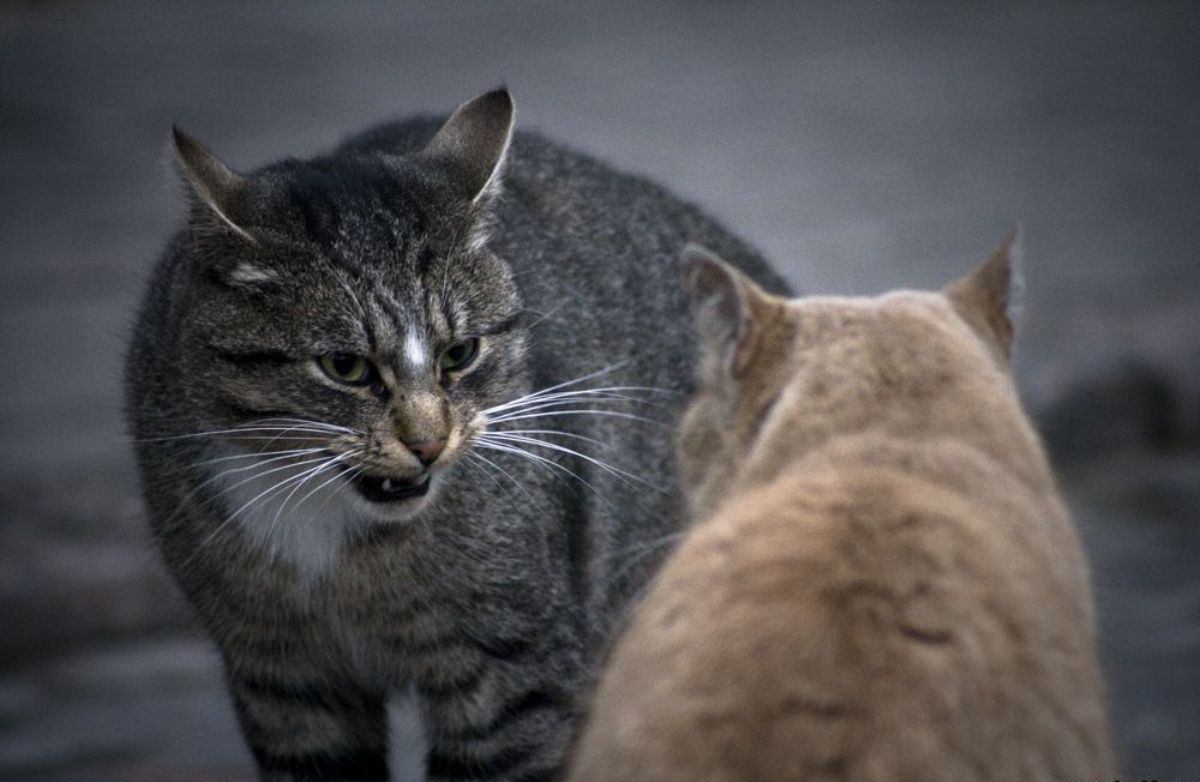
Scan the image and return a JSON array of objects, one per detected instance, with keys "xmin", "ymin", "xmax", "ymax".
[
  {"xmin": 482, "ymin": 428, "xmax": 611, "ymax": 449},
  {"xmin": 523, "ymin": 303, "xmax": 566, "ymax": 330},
  {"xmin": 484, "ymin": 396, "xmax": 659, "ymax": 420},
  {"xmin": 196, "ymin": 453, "xmax": 341, "ymax": 549},
  {"xmin": 193, "ymin": 448, "xmax": 329, "ymax": 468},
  {"xmin": 465, "ymin": 451, "xmax": 536, "ymax": 503},
  {"xmin": 291, "ymin": 455, "xmax": 360, "ymax": 515},
  {"xmin": 211, "ymin": 453, "xmax": 335, "ymax": 497},
  {"xmin": 483, "ymin": 398, "xmax": 668, "ymax": 425},
  {"xmin": 479, "ymin": 433, "xmax": 659, "ymax": 491},
  {"xmin": 485, "ymin": 361, "xmax": 635, "ymax": 412},
  {"xmin": 152, "ymin": 445, "xmax": 327, "ymax": 480},
  {"xmin": 270, "ymin": 451, "xmax": 357, "ymax": 520},
  {"xmin": 135, "ymin": 417, "xmax": 360, "ymax": 445},
  {"xmin": 241, "ymin": 417, "xmax": 356, "ymax": 430},
  {"xmin": 315, "ymin": 463, "xmax": 366, "ymax": 517},
  {"xmin": 136, "ymin": 426, "xmax": 346, "ymax": 444},
  {"xmin": 475, "ymin": 440, "xmax": 595, "ymax": 489},
  {"xmin": 482, "ymin": 384, "xmax": 676, "ymax": 416},
  {"xmin": 166, "ymin": 447, "xmax": 324, "ymax": 487},
  {"xmin": 473, "ymin": 442, "xmax": 616, "ymax": 514},
  {"xmin": 485, "ymin": 409, "xmax": 669, "ymax": 428},
  {"xmin": 203, "ymin": 435, "xmax": 345, "ymax": 443},
  {"xmin": 474, "ymin": 442, "xmax": 620, "ymax": 515},
  {"xmin": 610, "ymin": 530, "xmax": 690, "ymax": 568},
  {"xmin": 267, "ymin": 451, "xmax": 359, "ymax": 541},
  {"xmin": 608, "ymin": 530, "xmax": 693, "ymax": 604}
]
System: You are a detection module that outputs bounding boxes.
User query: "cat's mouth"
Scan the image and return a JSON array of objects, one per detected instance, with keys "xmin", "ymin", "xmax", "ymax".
[{"xmin": 352, "ymin": 472, "xmax": 432, "ymax": 503}]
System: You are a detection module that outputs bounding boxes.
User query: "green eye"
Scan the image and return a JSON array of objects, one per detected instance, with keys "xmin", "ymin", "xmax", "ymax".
[
  {"xmin": 318, "ymin": 353, "xmax": 375, "ymax": 385},
  {"xmin": 439, "ymin": 338, "xmax": 480, "ymax": 372}
]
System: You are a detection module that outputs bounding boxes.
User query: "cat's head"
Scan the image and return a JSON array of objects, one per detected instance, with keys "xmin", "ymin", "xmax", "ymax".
[
  {"xmin": 172, "ymin": 89, "xmax": 525, "ymax": 525},
  {"xmin": 677, "ymin": 236, "xmax": 1023, "ymax": 519}
]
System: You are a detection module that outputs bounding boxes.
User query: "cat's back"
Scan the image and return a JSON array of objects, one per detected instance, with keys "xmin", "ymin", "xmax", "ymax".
[{"xmin": 574, "ymin": 449, "xmax": 1112, "ymax": 782}]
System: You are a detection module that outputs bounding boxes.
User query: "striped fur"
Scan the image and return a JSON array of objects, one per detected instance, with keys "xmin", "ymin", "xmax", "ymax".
[{"xmin": 127, "ymin": 90, "xmax": 787, "ymax": 780}]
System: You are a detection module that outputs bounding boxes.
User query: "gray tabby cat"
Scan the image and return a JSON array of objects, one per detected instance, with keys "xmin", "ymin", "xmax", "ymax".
[{"xmin": 125, "ymin": 88, "xmax": 787, "ymax": 781}]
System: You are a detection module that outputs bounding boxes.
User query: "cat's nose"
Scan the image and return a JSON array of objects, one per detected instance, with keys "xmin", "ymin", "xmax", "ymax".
[{"xmin": 406, "ymin": 438, "xmax": 446, "ymax": 466}]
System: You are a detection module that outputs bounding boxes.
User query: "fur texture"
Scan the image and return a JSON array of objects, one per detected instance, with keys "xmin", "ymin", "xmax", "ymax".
[
  {"xmin": 568, "ymin": 238, "xmax": 1114, "ymax": 782},
  {"xmin": 126, "ymin": 90, "xmax": 787, "ymax": 781}
]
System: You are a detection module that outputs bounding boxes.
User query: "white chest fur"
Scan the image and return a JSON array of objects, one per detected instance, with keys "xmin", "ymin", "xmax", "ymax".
[{"xmin": 209, "ymin": 449, "xmax": 364, "ymax": 577}]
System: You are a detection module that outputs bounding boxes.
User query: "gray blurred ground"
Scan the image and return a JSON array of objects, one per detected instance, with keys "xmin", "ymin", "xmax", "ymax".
[{"xmin": 1, "ymin": 1, "xmax": 1198, "ymax": 779}]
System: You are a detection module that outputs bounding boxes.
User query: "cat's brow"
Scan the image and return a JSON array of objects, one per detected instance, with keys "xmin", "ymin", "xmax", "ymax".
[{"xmin": 480, "ymin": 310, "xmax": 526, "ymax": 336}]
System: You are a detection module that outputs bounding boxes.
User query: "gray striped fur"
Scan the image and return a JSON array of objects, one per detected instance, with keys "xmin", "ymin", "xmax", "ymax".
[{"xmin": 126, "ymin": 89, "xmax": 787, "ymax": 781}]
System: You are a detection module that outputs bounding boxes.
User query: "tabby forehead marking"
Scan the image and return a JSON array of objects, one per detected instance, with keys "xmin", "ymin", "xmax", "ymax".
[{"xmin": 405, "ymin": 328, "xmax": 428, "ymax": 368}]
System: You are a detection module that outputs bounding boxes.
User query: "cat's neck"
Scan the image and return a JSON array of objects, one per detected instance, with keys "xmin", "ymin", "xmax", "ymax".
[{"xmin": 739, "ymin": 395, "xmax": 1059, "ymax": 515}]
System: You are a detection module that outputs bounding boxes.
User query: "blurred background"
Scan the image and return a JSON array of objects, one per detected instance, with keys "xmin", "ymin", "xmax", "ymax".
[{"xmin": 1, "ymin": 1, "xmax": 1197, "ymax": 780}]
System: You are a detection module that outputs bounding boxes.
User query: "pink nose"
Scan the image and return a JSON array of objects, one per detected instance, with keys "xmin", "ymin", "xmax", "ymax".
[{"xmin": 407, "ymin": 439, "xmax": 446, "ymax": 465}]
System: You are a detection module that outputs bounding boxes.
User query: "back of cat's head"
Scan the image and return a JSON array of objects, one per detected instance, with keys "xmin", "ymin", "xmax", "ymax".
[{"xmin": 677, "ymin": 234, "xmax": 1041, "ymax": 520}]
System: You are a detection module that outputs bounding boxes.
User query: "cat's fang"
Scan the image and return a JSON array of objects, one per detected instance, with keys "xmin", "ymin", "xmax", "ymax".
[{"xmin": 355, "ymin": 473, "xmax": 431, "ymax": 503}]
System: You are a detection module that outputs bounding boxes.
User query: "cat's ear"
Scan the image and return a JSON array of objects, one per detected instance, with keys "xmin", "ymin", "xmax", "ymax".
[
  {"xmin": 419, "ymin": 88, "xmax": 515, "ymax": 204},
  {"xmin": 172, "ymin": 126, "xmax": 257, "ymax": 246},
  {"xmin": 681, "ymin": 244, "xmax": 765, "ymax": 377},
  {"xmin": 944, "ymin": 227, "xmax": 1024, "ymax": 363}
]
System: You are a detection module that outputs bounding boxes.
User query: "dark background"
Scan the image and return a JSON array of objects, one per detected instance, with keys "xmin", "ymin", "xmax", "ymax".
[{"xmin": 2, "ymin": 2, "xmax": 1198, "ymax": 780}]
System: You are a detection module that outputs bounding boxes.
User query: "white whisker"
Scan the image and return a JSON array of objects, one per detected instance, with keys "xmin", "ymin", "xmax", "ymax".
[
  {"xmin": 244, "ymin": 417, "xmax": 356, "ymax": 431},
  {"xmin": 485, "ymin": 362, "xmax": 635, "ymax": 412},
  {"xmin": 266, "ymin": 451, "xmax": 359, "ymax": 542},
  {"xmin": 465, "ymin": 451, "xmax": 536, "ymax": 503},
  {"xmin": 193, "ymin": 448, "xmax": 329, "ymax": 468},
  {"xmin": 484, "ymin": 396, "xmax": 653, "ymax": 420},
  {"xmin": 609, "ymin": 530, "xmax": 693, "ymax": 609},
  {"xmin": 136, "ymin": 424, "xmax": 353, "ymax": 444},
  {"xmin": 483, "ymin": 398, "xmax": 667, "ymax": 425},
  {"xmin": 485, "ymin": 409, "xmax": 669, "ymax": 428},
  {"xmin": 479, "ymin": 433, "xmax": 659, "ymax": 491},
  {"xmin": 315, "ymin": 463, "xmax": 365, "ymax": 517},
  {"xmin": 523, "ymin": 303, "xmax": 566, "ymax": 330},
  {"xmin": 196, "ymin": 453, "xmax": 341, "ymax": 549},
  {"xmin": 292, "ymin": 455, "xmax": 360, "ymax": 515},
  {"xmin": 483, "ymin": 428, "xmax": 610, "ymax": 449},
  {"xmin": 482, "ymin": 384, "xmax": 675, "ymax": 417},
  {"xmin": 270, "ymin": 451, "xmax": 357, "ymax": 525},
  {"xmin": 475, "ymin": 440, "xmax": 597, "ymax": 491}
]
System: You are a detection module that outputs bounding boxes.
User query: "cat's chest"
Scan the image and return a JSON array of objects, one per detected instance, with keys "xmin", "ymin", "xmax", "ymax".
[
  {"xmin": 317, "ymin": 541, "xmax": 472, "ymax": 685},
  {"xmin": 316, "ymin": 529, "xmax": 558, "ymax": 689}
]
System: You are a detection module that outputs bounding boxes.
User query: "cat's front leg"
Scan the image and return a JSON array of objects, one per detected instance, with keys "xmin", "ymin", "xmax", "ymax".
[
  {"xmin": 225, "ymin": 659, "xmax": 391, "ymax": 781},
  {"xmin": 414, "ymin": 631, "xmax": 582, "ymax": 782}
]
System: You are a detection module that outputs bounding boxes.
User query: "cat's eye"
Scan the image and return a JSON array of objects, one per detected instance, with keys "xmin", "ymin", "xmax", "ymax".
[
  {"xmin": 317, "ymin": 353, "xmax": 376, "ymax": 385},
  {"xmin": 439, "ymin": 338, "xmax": 480, "ymax": 372}
]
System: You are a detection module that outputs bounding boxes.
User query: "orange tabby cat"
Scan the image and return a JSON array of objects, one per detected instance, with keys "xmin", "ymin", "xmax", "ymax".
[{"xmin": 568, "ymin": 237, "xmax": 1114, "ymax": 781}]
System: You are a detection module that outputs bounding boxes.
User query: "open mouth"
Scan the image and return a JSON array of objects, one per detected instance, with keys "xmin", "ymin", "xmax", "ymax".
[{"xmin": 353, "ymin": 473, "xmax": 432, "ymax": 503}]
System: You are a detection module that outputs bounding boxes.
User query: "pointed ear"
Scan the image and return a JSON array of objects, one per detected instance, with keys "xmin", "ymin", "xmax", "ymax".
[
  {"xmin": 172, "ymin": 126, "xmax": 257, "ymax": 245},
  {"xmin": 681, "ymin": 244, "xmax": 766, "ymax": 376},
  {"xmin": 944, "ymin": 227, "xmax": 1024, "ymax": 363},
  {"xmin": 419, "ymin": 88, "xmax": 514, "ymax": 204}
]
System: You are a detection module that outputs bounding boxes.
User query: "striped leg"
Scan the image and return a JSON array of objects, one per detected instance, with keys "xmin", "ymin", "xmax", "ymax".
[
  {"xmin": 418, "ymin": 635, "xmax": 581, "ymax": 782},
  {"xmin": 227, "ymin": 665, "xmax": 391, "ymax": 781}
]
